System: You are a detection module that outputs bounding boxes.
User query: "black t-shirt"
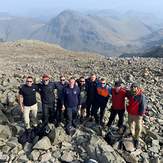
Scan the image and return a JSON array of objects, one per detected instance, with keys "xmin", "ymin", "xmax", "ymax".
[{"xmin": 19, "ymin": 84, "xmax": 38, "ymax": 106}]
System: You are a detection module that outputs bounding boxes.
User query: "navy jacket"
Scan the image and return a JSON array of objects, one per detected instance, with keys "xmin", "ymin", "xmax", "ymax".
[
  {"xmin": 55, "ymin": 81, "xmax": 68, "ymax": 100},
  {"xmin": 38, "ymin": 82, "xmax": 56, "ymax": 104},
  {"xmin": 62, "ymin": 85, "xmax": 80, "ymax": 108}
]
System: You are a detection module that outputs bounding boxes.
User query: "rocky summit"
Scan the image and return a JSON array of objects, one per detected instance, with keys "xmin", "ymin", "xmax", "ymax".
[{"xmin": 0, "ymin": 40, "xmax": 162, "ymax": 163}]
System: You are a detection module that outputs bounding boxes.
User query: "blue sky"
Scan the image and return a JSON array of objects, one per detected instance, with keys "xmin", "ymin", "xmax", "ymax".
[{"xmin": 1, "ymin": 0, "xmax": 163, "ymax": 17}]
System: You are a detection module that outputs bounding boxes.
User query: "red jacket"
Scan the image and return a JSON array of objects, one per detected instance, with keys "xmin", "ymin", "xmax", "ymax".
[
  {"xmin": 111, "ymin": 88, "xmax": 126, "ymax": 110},
  {"xmin": 127, "ymin": 89, "xmax": 146, "ymax": 116}
]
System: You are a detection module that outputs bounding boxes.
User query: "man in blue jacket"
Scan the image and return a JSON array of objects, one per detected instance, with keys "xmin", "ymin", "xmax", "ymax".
[
  {"xmin": 61, "ymin": 77, "xmax": 80, "ymax": 133},
  {"xmin": 55, "ymin": 75, "xmax": 68, "ymax": 126},
  {"xmin": 37, "ymin": 74, "xmax": 56, "ymax": 125}
]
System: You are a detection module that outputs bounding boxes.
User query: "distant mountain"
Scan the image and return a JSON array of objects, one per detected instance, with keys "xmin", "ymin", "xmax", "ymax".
[
  {"xmin": 1, "ymin": 10, "xmax": 163, "ymax": 56},
  {"xmin": 120, "ymin": 45, "xmax": 163, "ymax": 58},
  {"xmin": 0, "ymin": 14, "xmax": 45, "ymax": 41},
  {"xmin": 30, "ymin": 10, "xmax": 157, "ymax": 56}
]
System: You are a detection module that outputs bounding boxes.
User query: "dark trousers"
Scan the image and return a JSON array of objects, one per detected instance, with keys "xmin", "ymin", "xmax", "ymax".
[
  {"xmin": 56, "ymin": 99, "xmax": 66, "ymax": 124},
  {"xmin": 86, "ymin": 99, "xmax": 96, "ymax": 117},
  {"xmin": 42, "ymin": 102, "xmax": 56, "ymax": 125},
  {"xmin": 66, "ymin": 107, "xmax": 78, "ymax": 129},
  {"xmin": 107, "ymin": 109, "xmax": 125, "ymax": 128},
  {"xmin": 93, "ymin": 102, "xmax": 107, "ymax": 125}
]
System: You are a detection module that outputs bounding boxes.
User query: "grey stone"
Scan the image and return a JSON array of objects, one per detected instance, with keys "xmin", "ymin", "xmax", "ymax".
[
  {"xmin": 10, "ymin": 144, "xmax": 22, "ymax": 155},
  {"xmin": 17, "ymin": 155, "xmax": 29, "ymax": 162},
  {"xmin": 33, "ymin": 136, "xmax": 51, "ymax": 150},
  {"xmin": 1, "ymin": 145, "xmax": 11, "ymax": 154},
  {"xmin": 149, "ymin": 146, "xmax": 159, "ymax": 153},
  {"xmin": 24, "ymin": 142, "xmax": 33, "ymax": 154},
  {"xmin": 61, "ymin": 151, "xmax": 74, "ymax": 163},
  {"xmin": 7, "ymin": 92, "xmax": 16, "ymax": 106},
  {"xmin": 122, "ymin": 152, "xmax": 138, "ymax": 163},
  {"xmin": 39, "ymin": 152, "xmax": 52, "ymax": 162},
  {"xmin": 0, "ymin": 109, "xmax": 9, "ymax": 124},
  {"xmin": 0, "ymin": 124, "xmax": 12, "ymax": 141},
  {"xmin": 29, "ymin": 150, "xmax": 40, "ymax": 161},
  {"xmin": 7, "ymin": 137, "xmax": 19, "ymax": 148},
  {"xmin": 123, "ymin": 138, "xmax": 135, "ymax": 152},
  {"xmin": 52, "ymin": 127, "xmax": 69, "ymax": 145}
]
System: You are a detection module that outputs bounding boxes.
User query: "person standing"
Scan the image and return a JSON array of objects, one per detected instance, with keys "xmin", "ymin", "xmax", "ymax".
[
  {"xmin": 78, "ymin": 76, "xmax": 88, "ymax": 123},
  {"xmin": 38, "ymin": 74, "xmax": 56, "ymax": 125},
  {"xmin": 62, "ymin": 77, "xmax": 80, "ymax": 133},
  {"xmin": 55, "ymin": 75, "xmax": 68, "ymax": 126},
  {"xmin": 127, "ymin": 83, "xmax": 147, "ymax": 148},
  {"xmin": 93, "ymin": 78, "xmax": 110, "ymax": 126},
  {"xmin": 18, "ymin": 76, "xmax": 38, "ymax": 129},
  {"xmin": 107, "ymin": 81, "xmax": 126, "ymax": 133},
  {"xmin": 85, "ymin": 74, "xmax": 97, "ymax": 119}
]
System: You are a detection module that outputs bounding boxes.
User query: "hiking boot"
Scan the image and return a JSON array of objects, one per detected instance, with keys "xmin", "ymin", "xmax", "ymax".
[{"xmin": 133, "ymin": 139, "xmax": 139, "ymax": 149}]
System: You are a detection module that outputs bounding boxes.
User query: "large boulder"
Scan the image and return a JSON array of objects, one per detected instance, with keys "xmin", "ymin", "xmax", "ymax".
[
  {"xmin": 87, "ymin": 135, "xmax": 125, "ymax": 163},
  {"xmin": 52, "ymin": 126, "xmax": 70, "ymax": 145},
  {"xmin": 0, "ymin": 124, "xmax": 12, "ymax": 141},
  {"xmin": 33, "ymin": 136, "xmax": 51, "ymax": 150},
  {"xmin": 72, "ymin": 127, "xmax": 125, "ymax": 163}
]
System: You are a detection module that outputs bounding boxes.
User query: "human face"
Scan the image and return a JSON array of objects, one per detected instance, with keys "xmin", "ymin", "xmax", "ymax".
[
  {"xmin": 69, "ymin": 79, "xmax": 75, "ymax": 88},
  {"xmin": 131, "ymin": 86, "xmax": 138, "ymax": 95},
  {"xmin": 26, "ymin": 78, "xmax": 33, "ymax": 87},
  {"xmin": 101, "ymin": 81, "xmax": 106, "ymax": 88},
  {"xmin": 43, "ymin": 78, "xmax": 50, "ymax": 85},
  {"xmin": 91, "ymin": 75, "xmax": 96, "ymax": 82},
  {"xmin": 60, "ymin": 77, "xmax": 66, "ymax": 84},
  {"xmin": 80, "ymin": 79, "xmax": 85, "ymax": 86}
]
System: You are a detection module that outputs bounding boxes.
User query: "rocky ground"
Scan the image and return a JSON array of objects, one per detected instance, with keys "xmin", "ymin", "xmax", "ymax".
[{"xmin": 0, "ymin": 40, "xmax": 162, "ymax": 163}]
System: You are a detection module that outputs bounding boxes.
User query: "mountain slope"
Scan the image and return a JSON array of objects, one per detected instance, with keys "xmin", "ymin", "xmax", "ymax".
[
  {"xmin": 31, "ymin": 10, "xmax": 155, "ymax": 56},
  {"xmin": 0, "ymin": 15, "xmax": 45, "ymax": 41}
]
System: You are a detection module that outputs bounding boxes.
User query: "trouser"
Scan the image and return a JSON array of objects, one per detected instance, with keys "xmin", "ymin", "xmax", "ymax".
[
  {"xmin": 107, "ymin": 109, "xmax": 125, "ymax": 128},
  {"xmin": 66, "ymin": 107, "xmax": 78, "ymax": 128},
  {"xmin": 56, "ymin": 99, "xmax": 66, "ymax": 124},
  {"xmin": 93, "ymin": 102, "xmax": 107, "ymax": 125},
  {"xmin": 128, "ymin": 114, "xmax": 143, "ymax": 140},
  {"xmin": 23, "ymin": 103, "xmax": 38, "ymax": 129},
  {"xmin": 80, "ymin": 103, "xmax": 87, "ymax": 118},
  {"xmin": 86, "ymin": 99, "xmax": 96, "ymax": 117},
  {"xmin": 42, "ymin": 102, "xmax": 56, "ymax": 125}
]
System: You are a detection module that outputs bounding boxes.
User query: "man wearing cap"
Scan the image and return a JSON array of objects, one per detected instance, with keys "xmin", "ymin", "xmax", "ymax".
[
  {"xmin": 126, "ymin": 83, "xmax": 147, "ymax": 148},
  {"xmin": 38, "ymin": 74, "xmax": 56, "ymax": 125},
  {"xmin": 107, "ymin": 81, "xmax": 127, "ymax": 133},
  {"xmin": 18, "ymin": 76, "xmax": 39, "ymax": 129}
]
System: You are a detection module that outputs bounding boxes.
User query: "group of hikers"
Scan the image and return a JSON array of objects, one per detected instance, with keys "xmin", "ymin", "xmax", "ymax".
[{"xmin": 18, "ymin": 73, "xmax": 147, "ymax": 149}]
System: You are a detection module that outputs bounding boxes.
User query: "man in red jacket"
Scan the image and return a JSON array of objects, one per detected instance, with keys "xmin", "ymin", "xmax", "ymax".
[
  {"xmin": 127, "ymin": 83, "xmax": 146, "ymax": 148},
  {"xmin": 107, "ymin": 81, "xmax": 126, "ymax": 133}
]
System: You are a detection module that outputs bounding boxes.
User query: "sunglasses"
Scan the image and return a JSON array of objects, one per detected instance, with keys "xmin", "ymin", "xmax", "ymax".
[
  {"xmin": 26, "ymin": 81, "xmax": 33, "ymax": 83},
  {"xmin": 101, "ymin": 83, "xmax": 106, "ymax": 84},
  {"xmin": 60, "ymin": 79, "xmax": 65, "ymax": 81},
  {"xmin": 80, "ymin": 81, "xmax": 85, "ymax": 82},
  {"xmin": 43, "ymin": 80, "xmax": 49, "ymax": 82}
]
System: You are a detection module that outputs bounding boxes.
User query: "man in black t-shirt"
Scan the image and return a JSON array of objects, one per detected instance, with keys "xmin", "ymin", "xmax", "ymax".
[{"xmin": 18, "ymin": 76, "xmax": 38, "ymax": 129}]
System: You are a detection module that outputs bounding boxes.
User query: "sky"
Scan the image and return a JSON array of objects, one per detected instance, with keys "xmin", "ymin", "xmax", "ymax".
[{"xmin": 0, "ymin": 0, "xmax": 163, "ymax": 18}]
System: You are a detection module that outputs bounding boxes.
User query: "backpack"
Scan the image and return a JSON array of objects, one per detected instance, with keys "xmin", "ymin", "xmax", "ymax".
[{"xmin": 18, "ymin": 129, "xmax": 36, "ymax": 145}]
